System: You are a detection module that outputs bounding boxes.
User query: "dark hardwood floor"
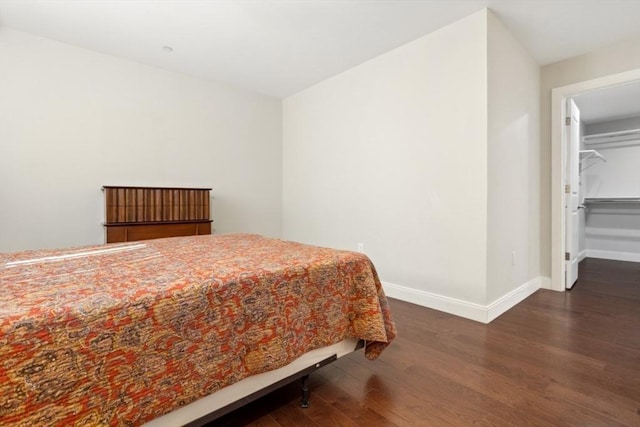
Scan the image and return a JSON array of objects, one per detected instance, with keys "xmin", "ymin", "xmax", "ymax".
[{"xmin": 209, "ymin": 258, "xmax": 640, "ymax": 426}]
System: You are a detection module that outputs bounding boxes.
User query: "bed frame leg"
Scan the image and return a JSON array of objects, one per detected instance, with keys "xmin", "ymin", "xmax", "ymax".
[{"xmin": 300, "ymin": 375, "xmax": 310, "ymax": 408}]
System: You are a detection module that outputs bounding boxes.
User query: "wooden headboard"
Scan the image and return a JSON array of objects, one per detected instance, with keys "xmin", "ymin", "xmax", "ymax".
[{"xmin": 103, "ymin": 186, "xmax": 212, "ymax": 243}]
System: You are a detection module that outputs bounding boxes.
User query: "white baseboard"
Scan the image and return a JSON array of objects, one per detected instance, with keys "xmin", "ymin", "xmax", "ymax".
[
  {"xmin": 382, "ymin": 277, "xmax": 542, "ymax": 324},
  {"xmin": 381, "ymin": 282, "xmax": 487, "ymax": 323},
  {"xmin": 586, "ymin": 249, "xmax": 640, "ymax": 263},
  {"xmin": 578, "ymin": 249, "xmax": 588, "ymax": 262},
  {"xmin": 486, "ymin": 278, "xmax": 541, "ymax": 322}
]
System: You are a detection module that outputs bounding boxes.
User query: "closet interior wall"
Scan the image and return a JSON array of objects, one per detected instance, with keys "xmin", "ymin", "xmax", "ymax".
[{"xmin": 581, "ymin": 115, "xmax": 640, "ymax": 262}]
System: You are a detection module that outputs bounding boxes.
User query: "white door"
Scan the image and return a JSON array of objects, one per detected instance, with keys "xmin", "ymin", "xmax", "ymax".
[{"xmin": 565, "ymin": 99, "xmax": 580, "ymax": 289}]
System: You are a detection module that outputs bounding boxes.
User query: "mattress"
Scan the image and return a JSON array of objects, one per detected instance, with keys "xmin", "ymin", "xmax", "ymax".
[{"xmin": 0, "ymin": 234, "xmax": 396, "ymax": 426}]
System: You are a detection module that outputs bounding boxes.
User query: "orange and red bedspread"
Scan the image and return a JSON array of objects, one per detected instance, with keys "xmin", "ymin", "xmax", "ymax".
[{"xmin": 0, "ymin": 234, "xmax": 396, "ymax": 426}]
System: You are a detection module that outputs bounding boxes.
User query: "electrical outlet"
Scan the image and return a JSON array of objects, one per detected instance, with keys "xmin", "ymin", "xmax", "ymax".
[
  {"xmin": 512, "ymin": 251, "xmax": 516, "ymax": 266},
  {"xmin": 357, "ymin": 243, "xmax": 364, "ymax": 253}
]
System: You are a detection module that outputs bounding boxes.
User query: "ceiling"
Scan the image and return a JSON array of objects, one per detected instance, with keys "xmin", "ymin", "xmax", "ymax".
[
  {"xmin": 1, "ymin": 0, "xmax": 639, "ymax": 98},
  {"xmin": 574, "ymin": 82, "xmax": 640, "ymax": 124}
]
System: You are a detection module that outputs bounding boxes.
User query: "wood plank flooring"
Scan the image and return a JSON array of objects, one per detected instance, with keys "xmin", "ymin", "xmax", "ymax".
[{"xmin": 209, "ymin": 258, "xmax": 640, "ymax": 426}]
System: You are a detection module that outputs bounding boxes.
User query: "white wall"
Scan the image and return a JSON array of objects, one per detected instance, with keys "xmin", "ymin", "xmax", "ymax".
[
  {"xmin": 486, "ymin": 12, "xmax": 540, "ymax": 303},
  {"xmin": 586, "ymin": 116, "xmax": 640, "ymax": 135},
  {"xmin": 0, "ymin": 28, "xmax": 283, "ymax": 252},
  {"xmin": 283, "ymin": 11, "xmax": 489, "ymax": 306},
  {"xmin": 585, "ymin": 207, "xmax": 640, "ymax": 262},
  {"xmin": 583, "ymin": 144, "xmax": 640, "ymax": 198},
  {"xmin": 284, "ymin": 10, "xmax": 543, "ymax": 322},
  {"xmin": 540, "ymin": 36, "xmax": 640, "ymax": 277},
  {"xmin": 584, "ymin": 116, "xmax": 640, "ymax": 198}
]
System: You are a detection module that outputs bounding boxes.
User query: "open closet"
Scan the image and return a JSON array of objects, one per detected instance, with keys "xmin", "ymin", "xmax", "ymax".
[{"xmin": 572, "ymin": 82, "xmax": 640, "ymax": 271}]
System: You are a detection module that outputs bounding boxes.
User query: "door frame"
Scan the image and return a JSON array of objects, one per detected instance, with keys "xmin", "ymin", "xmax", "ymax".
[{"xmin": 550, "ymin": 68, "xmax": 640, "ymax": 292}]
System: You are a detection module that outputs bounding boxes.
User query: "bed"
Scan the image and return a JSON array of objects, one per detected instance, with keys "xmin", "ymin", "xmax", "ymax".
[{"xmin": 0, "ymin": 233, "xmax": 396, "ymax": 426}]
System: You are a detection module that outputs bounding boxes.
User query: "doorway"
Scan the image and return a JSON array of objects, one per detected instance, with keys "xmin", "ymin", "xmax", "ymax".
[{"xmin": 551, "ymin": 69, "xmax": 640, "ymax": 291}]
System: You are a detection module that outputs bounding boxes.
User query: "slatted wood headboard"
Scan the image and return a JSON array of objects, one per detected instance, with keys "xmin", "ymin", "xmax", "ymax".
[{"xmin": 103, "ymin": 186, "xmax": 212, "ymax": 243}]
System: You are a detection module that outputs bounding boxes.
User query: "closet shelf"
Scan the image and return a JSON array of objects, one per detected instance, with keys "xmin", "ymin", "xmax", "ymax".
[{"xmin": 583, "ymin": 128, "xmax": 640, "ymax": 146}]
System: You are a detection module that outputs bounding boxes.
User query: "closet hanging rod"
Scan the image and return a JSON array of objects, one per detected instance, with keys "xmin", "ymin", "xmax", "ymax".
[{"xmin": 584, "ymin": 197, "xmax": 640, "ymax": 204}]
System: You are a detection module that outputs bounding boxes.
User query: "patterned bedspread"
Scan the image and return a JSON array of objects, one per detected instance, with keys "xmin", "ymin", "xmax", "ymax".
[{"xmin": 0, "ymin": 234, "xmax": 396, "ymax": 426}]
